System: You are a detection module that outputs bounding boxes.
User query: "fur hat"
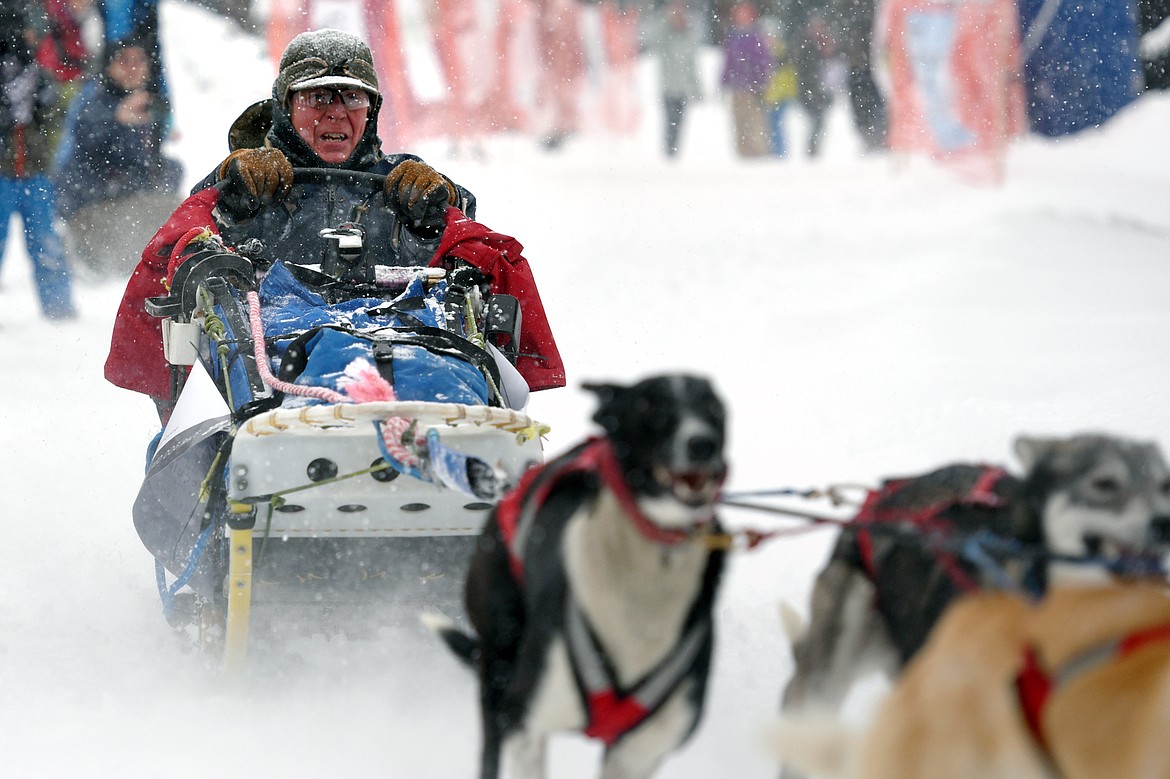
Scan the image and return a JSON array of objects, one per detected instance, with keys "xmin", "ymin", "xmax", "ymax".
[{"xmin": 273, "ymin": 28, "xmax": 380, "ymax": 105}]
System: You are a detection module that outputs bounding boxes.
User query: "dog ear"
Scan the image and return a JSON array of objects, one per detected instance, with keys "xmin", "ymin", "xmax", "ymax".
[
  {"xmin": 1014, "ymin": 435, "xmax": 1058, "ymax": 470},
  {"xmin": 582, "ymin": 382, "xmax": 623, "ymax": 435}
]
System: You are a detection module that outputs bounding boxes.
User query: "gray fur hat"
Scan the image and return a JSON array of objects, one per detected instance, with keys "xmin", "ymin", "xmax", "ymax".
[{"xmin": 273, "ymin": 28, "xmax": 380, "ymax": 105}]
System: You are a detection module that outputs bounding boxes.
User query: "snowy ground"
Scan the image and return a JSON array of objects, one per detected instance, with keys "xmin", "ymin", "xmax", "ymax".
[{"xmin": 2, "ymin": 3, "xmax": 1169, "ymax": 777}]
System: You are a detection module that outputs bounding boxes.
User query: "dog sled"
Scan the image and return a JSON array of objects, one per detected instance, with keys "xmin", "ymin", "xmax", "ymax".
[{"xmin": 133, "ymin": 170, "xmax": 547, "ymax": 666}]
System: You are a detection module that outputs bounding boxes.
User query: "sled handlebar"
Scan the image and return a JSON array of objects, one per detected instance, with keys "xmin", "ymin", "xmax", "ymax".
[{"xmin": 291, "ymin": 167, "xmax": 387, "ymax": 189}]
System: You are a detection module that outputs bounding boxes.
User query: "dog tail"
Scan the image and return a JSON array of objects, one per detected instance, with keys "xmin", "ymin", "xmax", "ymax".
[
  {"xmin": 420, "ymin": 611, "xmax": 479, "ymax": 667},
  {"xmin": 770, "ymin": 714, "xmax": 856, "ymax": 779}
]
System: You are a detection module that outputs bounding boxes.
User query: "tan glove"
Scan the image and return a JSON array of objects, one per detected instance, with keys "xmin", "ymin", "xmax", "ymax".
[
  {"xmin": 216, "ymin": 147, "xmax": 294, "ymax": 218},
  {"xmin": 385, "ymin": 159, "xmax": 458, "ymax": 233}
]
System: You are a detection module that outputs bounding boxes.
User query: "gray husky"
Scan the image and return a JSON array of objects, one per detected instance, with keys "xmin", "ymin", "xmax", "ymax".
[{"xmin": 779, "ymin": 433, "xmax": 1170, "ymax": 779}]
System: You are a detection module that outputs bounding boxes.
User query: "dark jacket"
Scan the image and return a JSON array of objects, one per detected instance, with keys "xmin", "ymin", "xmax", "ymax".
[
  {"xmin": 0, "ymin": 50, "xmax": 60, "ymax": 177},
  {"xmin": 206, "ymin": 153, "xmax": 452, "ymax": 270},
  {"xmin": 55, "ymin": 75, "xmax": 180, "ymax": 217}
]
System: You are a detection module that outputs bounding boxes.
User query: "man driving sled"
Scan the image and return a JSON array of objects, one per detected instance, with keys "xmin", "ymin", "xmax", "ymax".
[{"xmin": 104, "ymin": 28, "xmax": 564, "ymax": 421}]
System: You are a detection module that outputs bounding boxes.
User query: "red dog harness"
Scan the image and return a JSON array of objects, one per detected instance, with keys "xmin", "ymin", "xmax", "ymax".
[
  {"xmin": 1015, "ymin": 622, "xmax": 1170, "ymax": 749},
  {"xmin": 494, "ymin": 436, "xmax": 717, "ymax": 745},
  {"xmin": 854, "ymin": 465, "xmax": 1010, "ymax": 592},
  {"xmin": 496, "ymin": 437, "xmax": 710, "ymax": 581},
  {"xmin": 567, "ymin": 597, "xmax": 711, "ymax": 746}
]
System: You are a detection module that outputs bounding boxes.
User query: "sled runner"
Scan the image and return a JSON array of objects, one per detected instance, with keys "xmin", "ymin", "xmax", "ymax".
[{"xmin": 133, "ymin": 171, "xmax": 547, "ymax": 666}]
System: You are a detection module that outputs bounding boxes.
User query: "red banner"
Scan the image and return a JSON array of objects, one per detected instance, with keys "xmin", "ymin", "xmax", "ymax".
[
  {"xmin": 879, "ymin": 0, "xmax": 1026, "ymax": 181},
  {"xmin": 265, "ymin": 0, "xmax": 640, "ymax": 148}
]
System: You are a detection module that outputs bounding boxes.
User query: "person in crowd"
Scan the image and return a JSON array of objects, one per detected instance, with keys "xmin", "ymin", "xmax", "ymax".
[
  {"xmin": 536, "ymin": 0, "xmax": 585, "ymax": 150},
  {"xmin": 0, "ymin": 6, "xmax": 76, "ymax": 319},
  {"xmin": 54, "ymin": 36, "xmax": 182, "ymax": 272},
  {"xmin": 104, "ymin": 28, "xmax": 564, "ymax": 420},
  {"xmin": 36, "ymin": 0, "xmax": 99, "ymax": 97},
  {"xmin": 720, "ymin": 2, "xmax": 773, "ymax": 158},
  {"xmin": 98, "ymin": 0, "xmax": 170, "ymax": 120},
  {"xmin": 795, "ymin": 11, "xmax": 835, "ymax": 156},
  {"xmin": 762, "ymin": 16, "xmax": 798, "ymax": 156},
  {"xmin": 830, "ymin": 0, "xmax": 886, "ymax": 151},
  {"xmin": 655, "ymin": 0, "xmax": 703, "ymax": 158}
]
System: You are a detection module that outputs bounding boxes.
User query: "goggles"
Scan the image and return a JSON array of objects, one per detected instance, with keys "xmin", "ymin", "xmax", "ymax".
[{"xmin": 292, "ymin": 87, "xmax": 372, "ymax": 111}]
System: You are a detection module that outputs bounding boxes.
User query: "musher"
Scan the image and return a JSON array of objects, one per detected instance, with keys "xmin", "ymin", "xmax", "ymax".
[{"xmin": 105, "ymin": 28, "xmax": 564, "ymax": 421}]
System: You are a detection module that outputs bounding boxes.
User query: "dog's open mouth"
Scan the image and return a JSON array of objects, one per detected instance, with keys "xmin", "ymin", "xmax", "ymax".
[
  {"xmin": 1082, "ymin": 533, "xmax": 1168, "ymax": 577},
  {"xmin": 653, "ymin": 465, "xmax": 725, "ymax": 508}
]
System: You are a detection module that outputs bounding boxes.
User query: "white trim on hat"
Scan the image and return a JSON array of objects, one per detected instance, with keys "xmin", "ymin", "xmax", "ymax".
[{"xmin": 288, "ymin": 75, "xmax": 380, "ymax": 97}]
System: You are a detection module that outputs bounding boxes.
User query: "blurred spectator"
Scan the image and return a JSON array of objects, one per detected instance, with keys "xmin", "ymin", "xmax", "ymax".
[
  {"xmin": 720, "ymin": 1, "xmax": 773, "ymax": 157},
  {"xmin": 37, "ymin": 0, "xmax": 99, "ymax": 86},
  {"xmin": 0, "ymin": 6, "xmax": 76, "ymax": 319},
  {"xmin": 830, "ymin": 0, "xmax": 887, "ymax": 151},
  {"xmin": 37, "ymin": 0, "xmax": 100, "ymax": 154},
  {"xmin": 536, "ymin": 0, "xmax": 585, "ymax": 150},
  {"xmin": 655, "ymin": 0, "xmax": 703, "ymax": 158},
  {"xmin": 762, "ymin": 17, "xmax": 798, "ymax": 156},
  {"xmin": 1139, "ymin": 0, "xmax": 1169, "ymax": 88},
  {"xmin": 54, "ymin": 36, "xmax": 182, "ymax": 273},
  {"xmin": 795, "ymin": 12, "xmax": 834, "ymax": 156},
  {"xmin": 187, "ymin": 0, "xmax": 255, "ymax": 32},
  {"xmin": 99, "ymin": 0, "xmax": 170, "ymax": 118}
]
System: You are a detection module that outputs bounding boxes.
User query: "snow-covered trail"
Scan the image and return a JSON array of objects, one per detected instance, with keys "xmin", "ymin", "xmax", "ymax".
[{"xmin": 1, "ymin": 4, "xmax": 1168, "ymax": 776}]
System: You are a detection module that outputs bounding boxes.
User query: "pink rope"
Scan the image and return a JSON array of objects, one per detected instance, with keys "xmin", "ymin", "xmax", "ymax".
[
  {"xmin": 246, "ymin": 291, "xmax": 347, "ymax": 404},
  {"xmin": 379, "ymin": 416, "xmax": 424, "ymax": 470}
]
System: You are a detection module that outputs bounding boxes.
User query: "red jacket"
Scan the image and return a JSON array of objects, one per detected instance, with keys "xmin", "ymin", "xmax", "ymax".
[
  {"xmin": 36, "ymin": 0, "xmax": 90, "ymax": 83},
  {"xmin": 104, "ymin": 191, "xmax": 566, "ymax": 400},
  {"xmin": 431, "ymin": 208, "xmax": 565, "ymax": 392}
]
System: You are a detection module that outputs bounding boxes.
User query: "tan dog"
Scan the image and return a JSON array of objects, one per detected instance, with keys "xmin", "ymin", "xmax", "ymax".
[{"xmin": 775, "ymin": 581, "xmax": 1170, "ymax": 779}]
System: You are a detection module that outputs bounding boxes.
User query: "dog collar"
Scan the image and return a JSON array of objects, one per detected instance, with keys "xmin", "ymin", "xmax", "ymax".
[
  {"xmin": 495, "ymin": 437, "xmax": 720, "ymax": 582},
  {"xmin": 585, "ymin": 438, "xmax": 718, "ymax": 547}
]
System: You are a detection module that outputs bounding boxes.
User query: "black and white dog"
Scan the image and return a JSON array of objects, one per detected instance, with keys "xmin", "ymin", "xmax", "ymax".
[
  {"xmin": 429, "ymin": 374, "xmax": 729, "ymax": 779},
  {"xmin": 778, "ymin": 433, "xmax": 1170, "ymax": 779}
]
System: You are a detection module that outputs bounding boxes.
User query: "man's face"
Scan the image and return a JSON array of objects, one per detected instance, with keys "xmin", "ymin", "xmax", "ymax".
[{"xmin": 289, "ymin": 87, "xmax": 371, "ymax": 164}]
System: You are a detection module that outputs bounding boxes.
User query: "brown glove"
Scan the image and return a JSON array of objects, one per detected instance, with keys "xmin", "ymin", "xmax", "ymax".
[
  {"xmin": 385, "ymin": 159, "xmax": 458, "ymax": 234},
  {"xmin": 216, "ymin": 147, "xmax": 294, "ymax": 218}
]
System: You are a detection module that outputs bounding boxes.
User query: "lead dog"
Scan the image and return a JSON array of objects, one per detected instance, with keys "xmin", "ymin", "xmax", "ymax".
[
  {"xmin": 429, "ymin": 374, "xmax": 728, "ymax": 779},
  {"xmin": 774, "ymin": 580, "xmax": 1170, "ymax": 779},
  {"xmin": 780, "ymin": 434, "xmax": 1170, "ymax": 778}
]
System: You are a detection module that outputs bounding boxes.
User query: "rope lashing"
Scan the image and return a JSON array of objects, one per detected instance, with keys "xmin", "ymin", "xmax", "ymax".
[
  {"xmin": 246, "ymin": 290, "xmax": 347, "ymax": 404},
  {"xmin": 719, "ymin": 492, "xmax": 1168, "ymax": 590},
  {"xmin": 721, "ymin": 484, "xmax": 871, "ymax": 507},
  {"xmin": 718, "ymin": 497, "xmax": 856, "ymax": 528},
  {"xmin": 375, "ymin": 416, "xmax": 425, "ymax": 474}
]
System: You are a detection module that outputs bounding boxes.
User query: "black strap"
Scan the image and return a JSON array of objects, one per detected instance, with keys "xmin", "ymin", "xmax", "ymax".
[
  {"xmin": 371, "ymin": 339, "xmax": 395, "ymax": 386},
  {"xmin": 277, "ymin": 324, "xmax": 501, "ymax": 399}
]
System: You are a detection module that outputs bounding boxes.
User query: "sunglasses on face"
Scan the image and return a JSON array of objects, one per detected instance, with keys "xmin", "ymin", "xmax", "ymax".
[{"xmin": 292, "ymin": 87, "xmax": 371, "ymax": 111}]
